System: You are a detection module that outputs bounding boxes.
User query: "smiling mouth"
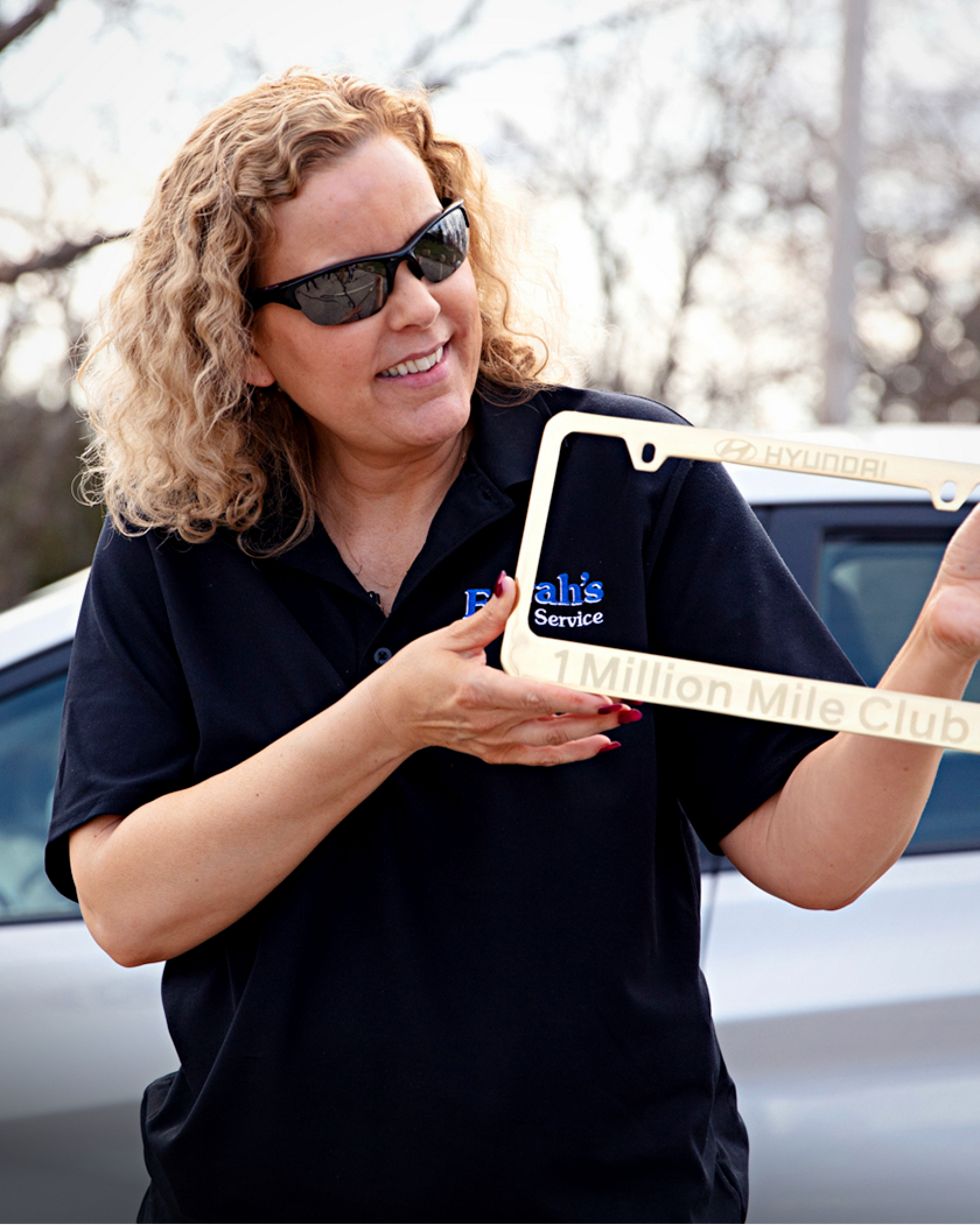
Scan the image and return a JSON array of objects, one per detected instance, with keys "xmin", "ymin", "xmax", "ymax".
[{"xmin": 378, "ymin": 343, "xmax": 445, "ymax": 379}]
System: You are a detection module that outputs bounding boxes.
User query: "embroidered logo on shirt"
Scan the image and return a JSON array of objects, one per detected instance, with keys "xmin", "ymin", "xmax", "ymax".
[{"xmin": 463, "ymin": 572, "xmax": 606, "ymax": 627}]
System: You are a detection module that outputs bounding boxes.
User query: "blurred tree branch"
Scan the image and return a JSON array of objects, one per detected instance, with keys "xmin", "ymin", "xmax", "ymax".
[
  {"xmin": 0, "ymin": 230, "xmax": 128, "ymax": 284},
  {"xmin": 401, "ymin": 0, "xmax": 668, "ymax": 91},
  {"xmin": 0, "ymin": 0, "xmax": 61, "ymax": 56},
  {"xmin": 0, "ymin": 0, "xmax": 141, "ymax": 607},
  {"xmin": 398, "ymin": 0, "xmax": 487, "ymax": 83}
]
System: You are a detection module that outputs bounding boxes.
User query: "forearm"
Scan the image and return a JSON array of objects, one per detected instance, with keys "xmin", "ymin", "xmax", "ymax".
[
  {"xmin": 722, "ymin": 597, "xmax": 976, "ymax": 909},
  {"xmin": 71, "ymin": 580, "xmax": 623, "ymax": 966},
  {"xmin": 72, "ymin": 669, "xmax": 409, "ymax": 966}
]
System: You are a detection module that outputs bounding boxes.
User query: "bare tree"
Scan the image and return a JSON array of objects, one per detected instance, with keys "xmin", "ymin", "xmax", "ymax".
[
  {"xmin": 489, "ymin": 0, "xmax": 979, "ymax": 429},
  {"xmin": 493, "ymin": 1, "xmax": 828, "ymax": 423},
  {"xmin": 399, "ymin": 0, "xmax": 663, "ymax": 93},
  {"xmin": 0, "ymin": 0, "xmax": 136, "ymax": 608},
  {"xmin": 853, "ymin": 1, "xmax": 980, "ymax": 425},
  {"xmin": 0, "ymin": 1, "xmax": 132, "ymax": 288}
]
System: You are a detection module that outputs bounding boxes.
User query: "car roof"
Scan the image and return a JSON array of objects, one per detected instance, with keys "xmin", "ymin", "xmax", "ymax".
[{"xmin": 0, "ymin": 569, "xmax": 88, "ymax": 672}]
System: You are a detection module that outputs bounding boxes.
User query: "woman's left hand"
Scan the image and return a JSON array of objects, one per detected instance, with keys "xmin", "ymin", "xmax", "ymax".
[{"xmin": 919, "ymin": 504, "xmax": 980, "ymax": 668}]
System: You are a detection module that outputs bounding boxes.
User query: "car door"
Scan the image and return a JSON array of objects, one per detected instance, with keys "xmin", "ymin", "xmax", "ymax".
[
  {"xmin": 701, "ymin": 500, "xmax": 980, "ymax": 1224},
  {"xmin": 0, "ymin": 640, "xmax": 176, "ymax": 1224}
]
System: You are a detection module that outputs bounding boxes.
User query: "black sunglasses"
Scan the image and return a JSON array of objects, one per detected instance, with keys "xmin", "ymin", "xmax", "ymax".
[{"xmin": 246, "ymin": 200, "xmax": 469, "ymax": 326}]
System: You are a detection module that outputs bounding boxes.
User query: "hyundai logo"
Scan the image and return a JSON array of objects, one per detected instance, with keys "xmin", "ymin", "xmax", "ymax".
[{"xmin": 714, "ymin": 437, "xmax": 758, "ymax": 462}]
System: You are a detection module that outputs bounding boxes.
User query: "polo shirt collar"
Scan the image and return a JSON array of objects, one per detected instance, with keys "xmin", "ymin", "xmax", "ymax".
[
  {"xmin": 466, "ymin": 387, "xmax": 548, "ymax": 492},
  {"xmin": 259, "ymin": 386, "xmax": 549, "ymax": 589}
]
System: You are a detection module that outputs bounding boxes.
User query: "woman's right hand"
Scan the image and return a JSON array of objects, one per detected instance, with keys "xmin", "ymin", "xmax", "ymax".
[{"xmin": 369, "ymin": 573, "xmax": 637, "ymax": 765}]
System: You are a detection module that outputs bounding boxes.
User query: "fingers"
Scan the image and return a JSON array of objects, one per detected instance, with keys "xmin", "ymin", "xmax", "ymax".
[
  {"xmin": 490, "ymin": 732, "xmax": 622, "ymax": 768},
  {"xmin": 449, "ymin": 571, "xmax": 633, "ymax": 717},
  {"xmin": 385, "ymin": 571, "xmax": 645, "ymax": 765},
  {"xmin": 461, "ymin": 665, "xmax": 623, "ymax": 719},
  {"xmin": 519, "ymin": 707, "xmax": 642, "ymax": 748},
  {"xmin": 458, "ymin": 706, "xmax": 640, "ymax": 768},
  {"xmin": 449, "ymin": 571, "xmax": 517, "ymax": 653}
]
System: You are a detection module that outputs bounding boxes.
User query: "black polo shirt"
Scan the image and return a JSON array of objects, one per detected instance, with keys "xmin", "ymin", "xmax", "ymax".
[{"xmin": 49, "ymin": 386, "xmax": 858, "ymax": 1223}]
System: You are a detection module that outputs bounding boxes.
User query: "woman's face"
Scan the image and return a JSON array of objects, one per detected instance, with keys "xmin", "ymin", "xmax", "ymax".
[{"xmin": 247, "ymin": 135, "xmax": 483, "ymax": 471}]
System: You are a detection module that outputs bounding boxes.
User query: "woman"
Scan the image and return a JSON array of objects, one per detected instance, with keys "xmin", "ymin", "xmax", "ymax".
[{"xmin": 48, "ymin": 71, "xmax": 979, "ymax": 1223}]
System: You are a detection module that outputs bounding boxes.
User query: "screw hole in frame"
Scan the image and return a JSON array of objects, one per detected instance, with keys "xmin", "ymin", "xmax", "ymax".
[
  {"xmin": 641, "ymin": 443, "xmax": 656, "ymax": 464},
  {"xmin": 940, "ymin": 480, "xmax": 958, "ymax": 504}
]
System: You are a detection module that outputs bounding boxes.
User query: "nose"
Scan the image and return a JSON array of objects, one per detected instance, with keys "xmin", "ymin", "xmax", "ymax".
[{"xmin": 385, "ymin": 259, "xmax": 441, "ymax": 330}]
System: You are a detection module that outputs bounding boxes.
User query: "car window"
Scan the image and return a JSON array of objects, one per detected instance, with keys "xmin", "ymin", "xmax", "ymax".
[
  {"xmin": 818, "ymin": 536, "xmax": 980, "ymax": 854},
  {"xmin": 0, "ymin": 672, "xmax": 79, "ymax": 921}
]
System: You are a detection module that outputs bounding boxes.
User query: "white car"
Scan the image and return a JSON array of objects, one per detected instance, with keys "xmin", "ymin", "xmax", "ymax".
[
  {"xmin": 0, "ymin": 425, "xmax": 977, "ymax": 1223},
  {"xmin": 708, "ymin": 425, "xmax": 980, "ymax": 1224}
]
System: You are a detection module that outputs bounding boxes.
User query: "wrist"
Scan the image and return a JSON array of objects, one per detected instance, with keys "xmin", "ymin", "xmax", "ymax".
[{"xmin": 358, "ymin": 653, "xmax": 425, "ymax": 760}]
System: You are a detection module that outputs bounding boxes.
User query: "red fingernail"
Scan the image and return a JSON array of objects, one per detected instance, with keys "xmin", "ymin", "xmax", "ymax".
[
  {"xmin": 618, "ymin": 709, "xmax": 643, "ymax": 725},
  {"xmin": 597, "ymin": 703, "xmax": 627, "ymax": 714},
  {"xmin": 598, "ymin": 741, "xmax": 622, "ymax": 754},
  {"xmin": 495, "ymin": 570, "xmax": 507, "ymax": 597}
]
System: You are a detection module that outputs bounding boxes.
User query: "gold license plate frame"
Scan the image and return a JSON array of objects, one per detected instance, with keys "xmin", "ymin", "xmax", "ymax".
[{"xmin": 500, "ymin": 413, "xmax": 980, "ymax": 754}]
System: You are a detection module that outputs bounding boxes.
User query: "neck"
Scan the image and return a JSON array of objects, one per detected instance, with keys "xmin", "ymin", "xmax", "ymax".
[
  {"xmin": 313, "ymin": 429, "xmax": 471, "ymax": 615},
  {"xmin": 315, "ymin": 429, "xmax": 470, "ymax": 528}
]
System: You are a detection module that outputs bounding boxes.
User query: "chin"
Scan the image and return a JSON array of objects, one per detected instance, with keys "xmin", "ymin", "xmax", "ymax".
[{"xmin": 408, "ymin": 390, "xmax": 473, "ymax": 444}]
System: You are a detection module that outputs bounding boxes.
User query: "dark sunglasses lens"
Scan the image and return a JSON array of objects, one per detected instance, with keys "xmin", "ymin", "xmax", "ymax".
[
  {"xmin": 413, "ymin": 208, "xmax": 469, "ymax": 283},
  {"xmin": 284, "ymin": 207, "xmax": 468, "ymax": 325},
  {"xmin": 295, "ymin": 262, "xmax": 387, "ymax": 325}
]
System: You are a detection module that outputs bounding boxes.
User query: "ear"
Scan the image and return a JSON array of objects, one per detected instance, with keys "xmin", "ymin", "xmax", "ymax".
[{"xmin": 244, "ymin": 347, "xmax": 276, "ymax": 388}]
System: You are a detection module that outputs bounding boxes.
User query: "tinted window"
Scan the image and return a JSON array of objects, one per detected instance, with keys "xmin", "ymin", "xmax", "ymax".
[
  {"xmin": 0, "ymin": 673, "xmax": 79, "ymax": 920},
  {"xmin": 818, "ymin": 537, "xmax": 980, "ymax": 853}
]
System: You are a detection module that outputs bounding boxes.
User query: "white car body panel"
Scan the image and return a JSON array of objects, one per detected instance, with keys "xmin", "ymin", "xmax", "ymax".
[
  {"xmin": 706, "ymin": 852, "xmax": 980, "ymax": 1018},
  {"xmin": 705, "ymin": 854, "xmax": 980, "ymax": 1223},
  {"xmin": 0, "ymin": 570, "xmax": 86, "ymax": 670},
  {"xmin": 0, "ymin": 923, "xmax": 171, "ymax": 1121}
]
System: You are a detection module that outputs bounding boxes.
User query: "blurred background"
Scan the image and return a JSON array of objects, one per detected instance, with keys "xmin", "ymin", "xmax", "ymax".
[{"xmin": 0, "ymin": 0, "xmax": 978, "ymax": 609}]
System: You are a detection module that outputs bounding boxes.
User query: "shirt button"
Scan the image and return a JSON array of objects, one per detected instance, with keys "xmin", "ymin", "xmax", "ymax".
[{"xmin": 372, "ymin": 647, "xmax": 393, "ymax": 665}]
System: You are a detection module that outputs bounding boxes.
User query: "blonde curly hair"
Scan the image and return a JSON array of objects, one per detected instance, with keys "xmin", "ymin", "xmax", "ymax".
[{"xmin": 79, "ymin": 70, "xmax": 546, "ymax": 554}]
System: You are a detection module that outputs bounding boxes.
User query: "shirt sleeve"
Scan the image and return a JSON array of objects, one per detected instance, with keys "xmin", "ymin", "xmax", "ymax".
[
  {"xmin": 46, "ymin": 521, "xmax": 198, "ymax": 900},
  {"xmin": 646, "ymin": 457, "xmax": 864, "ymax": 852}
]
